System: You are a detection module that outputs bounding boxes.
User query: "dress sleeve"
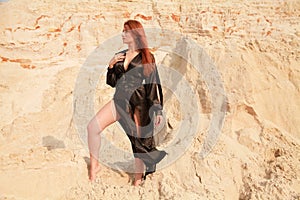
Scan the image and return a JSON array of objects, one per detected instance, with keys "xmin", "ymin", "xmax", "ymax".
[
  {"xmin": 106, "ymin": 50, "xmax": 127, "ymax": 87},
  {"xmin": 106, "ymin": 66, "xmax": 118, "ymax": 87},
  {"xmin": 144, "ymin": 64, "xmax": 163, "ymax": 115}
]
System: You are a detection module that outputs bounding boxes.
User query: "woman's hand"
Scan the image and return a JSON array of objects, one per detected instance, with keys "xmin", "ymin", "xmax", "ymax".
[
  {"xmin": 155, "ymin": 114, "xmax": 164, "ymax": 127},
  {"xmin": 108, "ymin": 53, "xmax": 125, "ymax": 68}
]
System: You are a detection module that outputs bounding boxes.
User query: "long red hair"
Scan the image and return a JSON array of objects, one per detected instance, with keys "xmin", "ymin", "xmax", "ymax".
[{"xmin": 124, "ymin": 20, "xmax": 154, "ymax": 77}]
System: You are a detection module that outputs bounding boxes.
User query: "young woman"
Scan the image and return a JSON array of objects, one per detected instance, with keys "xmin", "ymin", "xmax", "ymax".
[{"xmin": 87, "ymin": 20, "xmax": 166, "ymax": 186}]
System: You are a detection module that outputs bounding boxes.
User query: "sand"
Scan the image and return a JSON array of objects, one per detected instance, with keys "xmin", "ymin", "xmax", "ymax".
[{"xmin": 0, "ymin": 0, "xmax": 299, "ymax": 199}]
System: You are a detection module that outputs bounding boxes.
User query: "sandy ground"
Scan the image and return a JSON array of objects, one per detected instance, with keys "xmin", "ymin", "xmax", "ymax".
[{"xmin": 0, "ymin": 0, "xmax": 299, "ymax": 199}]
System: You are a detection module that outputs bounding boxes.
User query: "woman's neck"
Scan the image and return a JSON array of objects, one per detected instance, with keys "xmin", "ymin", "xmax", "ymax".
[{"xmin": 127, "ymin": 43, "xmax": 139, "ymax": 53}]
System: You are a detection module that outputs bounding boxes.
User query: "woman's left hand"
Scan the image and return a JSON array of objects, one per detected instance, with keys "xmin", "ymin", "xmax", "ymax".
[{"xmin": 155, "ymin": 114, "xmax": 164, "ymax": 127}]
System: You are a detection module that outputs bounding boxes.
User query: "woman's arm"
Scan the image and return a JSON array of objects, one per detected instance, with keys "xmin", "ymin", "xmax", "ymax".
[
  {"xmin": 144, "ymin": 64, "xmax": 163, "ymax": 116},
  {"xmin": 106, "ymin": 52, "xmax": 126, "ymax": 87},
  {"xmin": 106, "ymin": 66, "xmax": 117, "ymax": 87}
]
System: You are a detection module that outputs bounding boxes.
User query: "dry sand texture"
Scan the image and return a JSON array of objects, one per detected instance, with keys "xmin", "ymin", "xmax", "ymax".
[{"xmin": 0, "ymin": 0, "xmax": 299, "ymax": 199}]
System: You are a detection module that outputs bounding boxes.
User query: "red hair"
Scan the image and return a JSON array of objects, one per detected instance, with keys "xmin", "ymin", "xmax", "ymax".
[{"xmin": 124, "ymin": 20, "xmax": 154, "ymax": 77}]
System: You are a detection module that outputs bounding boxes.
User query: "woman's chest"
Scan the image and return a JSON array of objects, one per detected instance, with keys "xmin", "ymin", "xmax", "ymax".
[{"xmin": 115, "ymin": 58, "xmax": 144, "ymax": 79}]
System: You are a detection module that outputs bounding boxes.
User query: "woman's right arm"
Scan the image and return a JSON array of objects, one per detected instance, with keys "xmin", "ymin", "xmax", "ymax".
[
  {"xmin": 106, "ymin": 66, "xmax": 117, "ymax": 87},
  {"xmin": 106, "ymin": 53, "xmax": 125, "ymax": 87}
]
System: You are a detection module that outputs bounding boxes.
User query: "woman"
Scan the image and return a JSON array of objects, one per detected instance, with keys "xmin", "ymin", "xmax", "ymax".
[{"xmin": 87, "ymin": 20, "xmax": 166, "ymax": 186}]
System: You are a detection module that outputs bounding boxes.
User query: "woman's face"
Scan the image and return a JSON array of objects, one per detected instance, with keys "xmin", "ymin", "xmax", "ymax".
[{"xmin": 122, "ymin": 25, "xmax": 135, "ymax": 44}]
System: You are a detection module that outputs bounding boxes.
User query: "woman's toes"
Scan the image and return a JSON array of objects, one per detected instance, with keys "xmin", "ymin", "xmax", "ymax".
[{"xmin": 89, "ymin": 165, "xmax": 101, "ymax": 181}]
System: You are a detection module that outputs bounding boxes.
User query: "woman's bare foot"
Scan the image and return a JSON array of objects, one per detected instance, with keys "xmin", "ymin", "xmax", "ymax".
[
  {"xmin": 133, "ymin": 173, "xmax": 144, "ymax": 186},
  {"xmin": 133, "ymin": 158, "xmax": 145, "ymax": 186},
  {"xmin": 89, "ymin": 154, "xmax": 101, "ymax": 182},
  {"xmin": 133, "ymin": 179, "xmax": 142, "ymax": 186},
  {"xmin": 89, "ymin": 163, "xmax": 101, "ymax": 181}
]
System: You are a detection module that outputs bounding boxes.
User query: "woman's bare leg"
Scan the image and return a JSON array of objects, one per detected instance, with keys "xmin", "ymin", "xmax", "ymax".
[
  {"xmin": 87, "ymin": 100, "xmax": 119, "ymax": 181},
  {"xmin": 133, "ymin": 108, "xmax": 145, "ymax": 186}
]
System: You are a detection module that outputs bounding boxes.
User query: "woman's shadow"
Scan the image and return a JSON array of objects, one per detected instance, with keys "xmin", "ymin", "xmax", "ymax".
[
  {"xmin": 42, "ymin": 136, "xmax": 65, "ymax": 150},
  {"xmin": 154, "ymin": 37, "xmax": 190, "ymax": 146}
]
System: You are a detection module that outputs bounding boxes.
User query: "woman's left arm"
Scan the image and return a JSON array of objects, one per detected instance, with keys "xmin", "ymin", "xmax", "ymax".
[{"xmin": 144, "ymin": 65, "xmax": 163, "ymax": 116}]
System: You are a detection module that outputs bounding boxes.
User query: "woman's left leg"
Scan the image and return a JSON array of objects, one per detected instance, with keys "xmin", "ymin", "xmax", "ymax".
[
  {"xmin": 87, "ymin": 100, "xmax": 120, "ymax": 181},
  {"xmin": 133, "ymin": 108, "xmax": 145, "ymax": 186}
]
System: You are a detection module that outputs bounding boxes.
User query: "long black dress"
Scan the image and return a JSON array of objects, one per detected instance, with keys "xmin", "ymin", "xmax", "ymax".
[{"xmin": 106, "ymin": 49, "xmax": 167, "ymax": 178}]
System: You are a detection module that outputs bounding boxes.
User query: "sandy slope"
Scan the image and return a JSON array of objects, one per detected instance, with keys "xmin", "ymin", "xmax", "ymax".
[{"xmin": 0, "ymin": 0, "xmax": 299, "ymax": 199}]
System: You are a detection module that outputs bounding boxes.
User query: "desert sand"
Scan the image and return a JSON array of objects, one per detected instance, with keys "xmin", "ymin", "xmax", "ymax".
[{"xmin": 0, "ymin": 0, "xmax": 299, "ymax": 199}]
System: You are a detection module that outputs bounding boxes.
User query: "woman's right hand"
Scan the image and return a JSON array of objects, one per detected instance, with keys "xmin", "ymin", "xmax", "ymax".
[{"xmin": 108, "ymin": 53, "xmax": 125, "ymax": 68}]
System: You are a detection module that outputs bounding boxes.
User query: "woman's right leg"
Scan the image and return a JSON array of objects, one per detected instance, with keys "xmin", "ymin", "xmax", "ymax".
[
  {"xmin": 133, "ymin": 108, "xmax": 145, "ymax": 186},
  {"xmin": 87, "ymin": 100, "xmax": 119, "ymax": 181}
]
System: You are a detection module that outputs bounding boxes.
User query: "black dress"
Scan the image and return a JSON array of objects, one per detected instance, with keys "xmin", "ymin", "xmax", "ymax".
[{"xmin": 106, "ymin": 49, "xmax": 167, "ymax": 178}]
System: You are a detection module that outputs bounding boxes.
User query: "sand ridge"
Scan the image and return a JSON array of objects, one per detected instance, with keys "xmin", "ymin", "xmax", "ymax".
[{"xmin": 0, "ymin": 0, "xmax": 299, "ymax": 199}]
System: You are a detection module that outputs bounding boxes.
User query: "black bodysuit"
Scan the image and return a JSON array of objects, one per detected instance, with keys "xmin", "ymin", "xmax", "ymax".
[{"xmin": 106, "ymin": 49, "xmax": 166, "ymax": 177}]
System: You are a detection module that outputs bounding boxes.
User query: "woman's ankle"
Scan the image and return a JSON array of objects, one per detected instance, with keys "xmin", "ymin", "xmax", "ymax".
[{"xmin": 90, "ymin": 154, "xmax": 99, "ymax": 167}]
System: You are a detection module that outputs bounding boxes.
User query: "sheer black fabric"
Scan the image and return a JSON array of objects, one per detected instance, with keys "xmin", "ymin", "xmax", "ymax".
[{"xmin": 106, "ymin": 49, "xmax": 166, "ymax": 177}]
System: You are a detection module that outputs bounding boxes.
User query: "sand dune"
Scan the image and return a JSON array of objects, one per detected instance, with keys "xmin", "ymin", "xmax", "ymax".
[{"xmin": 0, "ymin": 0, "xmax": 299, "ymax": 199}]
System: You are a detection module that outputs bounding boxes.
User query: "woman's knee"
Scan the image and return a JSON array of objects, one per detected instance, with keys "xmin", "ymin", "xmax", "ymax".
[
  {"xmin": 87, "ymin": 101, "xmax": 117, "ymax": 134},
  {"xmin": 87, "ymin": 120, "xmax": 94, "ymax": 134},
  {"xmin": 87, "ymin": 118, "xmax": 103, "ymax": 134}
]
